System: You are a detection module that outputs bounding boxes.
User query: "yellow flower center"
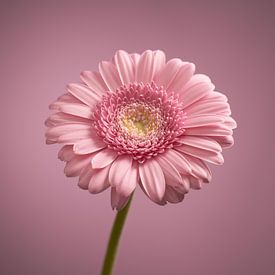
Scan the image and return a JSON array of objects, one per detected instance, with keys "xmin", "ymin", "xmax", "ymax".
[{"xmin": 119, "ymin": 103, "xmax": 162, "ymax": 138}]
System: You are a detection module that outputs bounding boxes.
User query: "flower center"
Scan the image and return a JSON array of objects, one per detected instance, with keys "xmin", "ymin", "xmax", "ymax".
[
  {"xmin": 93, "ymin": 82, "xmax": 186, "ymax": 162},
  {"xmin": 118, "ymin": 102, "xmax": 163, "ymax": 139}
]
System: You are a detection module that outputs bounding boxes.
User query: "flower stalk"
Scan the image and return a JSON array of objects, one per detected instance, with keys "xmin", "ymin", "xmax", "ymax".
[{"xmin": 101, "ymin": 195, "xmax": 133, "ymax": 275}]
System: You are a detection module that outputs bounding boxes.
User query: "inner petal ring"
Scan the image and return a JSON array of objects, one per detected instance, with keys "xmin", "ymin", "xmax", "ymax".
[{"xmin": 93, "ymin": 82, "xmax": 186, "ymax": 162}]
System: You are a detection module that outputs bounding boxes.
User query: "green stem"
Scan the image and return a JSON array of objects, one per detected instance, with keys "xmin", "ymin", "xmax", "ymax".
[{"xmin": 101, "ymin": 195, "xmax": 133, "ymax": 275}]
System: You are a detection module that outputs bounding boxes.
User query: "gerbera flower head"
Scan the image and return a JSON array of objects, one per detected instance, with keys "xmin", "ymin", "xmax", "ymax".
[{"xmin": 45, "ymin": 50, "xmax": 236, "ymax": 210}]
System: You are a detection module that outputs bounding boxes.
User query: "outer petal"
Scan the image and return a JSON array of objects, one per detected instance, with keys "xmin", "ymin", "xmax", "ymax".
[
  {"xmin": 99, "ymin": 61, "xmax": 122, "ymax": 92},
  {"xmin": 88, "ymin": 165, "xmax": 110, "ymax": 194},
  {"xmin": 46, "ymin": 124, "xmax": 92, "ymax": 144},
  {"xmin": 64, "ymin": 155, "xmax": 92, "ymax": 177},
  {"xmin": 160, "ymin": 149, "xmax": 192, "ymax": 174},
  {"xmin": 80, "ymin": 71, "xmax": 108, "ymax": 96},
  {"xmin": 156, "ymin": 155, "xmax": 188, "ymax": 191},
  {"xmin": 109, "ymin": 155, "xmax": 132, "ymax": 187},
  {"xmin": 206, "ymin": 90, "xmax": 228, "ymax": 101},
  {"xmin": 46, "ymin": 124, "xmax": 91, "ymax": 139},
  {"xmin": 164, "ymin": 185, "xmax": 185, "ymax": 203},
  {"xmin": 180, "ymin": 79, "xmax": 215, "ymax": 109},
  {"xmin": 58, "ymin": 129, "xmax": 93, "ymax": 144},
  {"xmin": 177, "ymin": 136, "xmax": 222, "ymax": 153},
  {"xmin": 212, "ymin": 135, "xmax": 234, "ymax": 148},
  {"xmin": 114, "ymin": 50, "xmax": 135, "ymax": 85},
  {"xmin": 116, "ymin": 161, "xmax": 138, "ymax": 197},
  {"xmin": 136, "ymin": 50, "xmax": 155, "ymax": 84},
  {"xmin": 91, "ymin": 148, "xmax": 118, "ymax": 169},
  {"xmin": 185, "ymin": 100, "xmax": 231, "ymax": 116},
  {"xmin": 188, "ymin": 74, "xmax": 211, "ymax": 84},
  {"xmin": 111, "ymin": 187, "xmax": 131, "ymax": 211},
  {"xmin": 167, "ymin": 63, "xmax": 195, "ymax": 93},
  {"xmin": 131, "ymin": 53, "xmax": 140, "ymax": 79},
  {"xmin": 188, "ymin": 176, "xmax": 203, "ymax": 190},
  {"xmin": 176, "ymin": 145, "xmax": 224, "ymax": 165},
  {"xmin": 45, "ymin": 112, "xmax": 91, "ymax": 127},
  {"xmin": 57, "ymin": 103, "xmax": 93, "ymax": 119},
  {"xmin": 152, "ymin": 50, "xmax": 166, "ymax": 77},
  {"xmin": 58, "ymin": 145, "xmax": 75, "ymax": 161},
  {"xmin": 131, "ymin": 53, "xmax": 140, "ymax": 67},
  {"xmin": 73, "ymin": 138, "xmax": 106, "ymax": 154},
  {"xmin": 184, "ymin": 125, "xmax": 233, "ymax": 136},
  {"xmin": 174, "ymin": 178, "xmax": 190, "ymax": 194},
  {"xmin": 67, "ymin": 83, "xmax": 100, "ymax": 106},
  {"xmin": 139, "ymin": 158, "xmax": 166, "ymax": 202},
  {"xmin": 184, "ymin": 155, "xmax": 212, "ymax": 183},
  {"xmin": 49, "ymin": 93, "xmax": 82, "ymax": 110},
  {"xmin": 224, "ymin": 116, "xmax": 237, "ymax": 129},
  {"xmin": 154, "ymin": 58, "xmax": 182, "ymax": 89},
  {"xmin": 78, "ymin": 164, "xmax": 94, "ymax": 190},
  {"xmin": 184, "ymin": 115, "xmax": 224, "ymax": 128}
]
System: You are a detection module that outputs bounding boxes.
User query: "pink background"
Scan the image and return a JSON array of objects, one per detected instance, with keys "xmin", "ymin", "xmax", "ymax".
[{"xmin": 1, "ymin": 1, "xmax": 274, "ymax": 274}]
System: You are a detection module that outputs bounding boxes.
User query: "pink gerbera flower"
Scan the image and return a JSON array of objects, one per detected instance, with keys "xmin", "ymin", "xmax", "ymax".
[{"xmin": 45, "ymin": 50, "xmax": 236, "ymax": 210}]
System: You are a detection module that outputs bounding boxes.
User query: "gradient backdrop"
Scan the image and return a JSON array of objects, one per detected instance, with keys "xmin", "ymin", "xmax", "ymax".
[{"xmin": 1, "ymin": 1, "xmax": 274, "ymax": 274}]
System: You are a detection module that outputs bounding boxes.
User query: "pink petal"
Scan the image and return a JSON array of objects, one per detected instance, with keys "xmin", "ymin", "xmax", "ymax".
[
  {"xmin": 184, "ymin": 155, "xmax": 212, "ymax": 183},
  {"xmin": 185, "ymin": 100, "xmax": 231, "ymax": 116},
  {"xmin": 176, "ymin": 145, "xmax": 224, "ymax": 165},
  {"xmin": 161, "ymin": 149, "xmax": 192, "ymax": 174},
  {"xmin": 185, "ymin": 74, "xmax": 211, "ymax": 85},
  {"xmin": 139, "ymin": 158, "xmax": 166, "ymax": 202},
  {"xmin": 185, "ymin": 91, "xmax": 231, "ymax": 115},
  {"xmin": 58, "ymin": 145, "xmax": 75, "ymax": 161},
  {"xmin": 46, "ymin": 123, "xmax": 91, "ymax": 139},
  {"xmin": 114, "ymin": 50, "xmax": 135, "ymax": 85},
  {"xmin": 57, "ymin": 103, "xmax": 93, "ymax": 119},
  {"xmin": 78, "ymin": 164, "xmax": 94, "ymax": 190},
  {"xmin": 224, "ymin": 116, "xmax": 237, "ymax": 129},
  {"xmin": 111, "ymin": 187, "xmax": 131, "ymax": 211},
  {"xmin": 189, "ymin": 176, "xmax": 203, "ymax": 190},
  {"xmin": 174, "ymin": 178, "xmax": 190, "ymax": 194},
  {"xmin": 45, "ymin": 112, "xmax": 91, "ymax": 127},
  {"xmin": 73, "ymin": 138, "xmax": 106, "ymax": 154},
  {"xmin": 80, "ymin": 71, "xmax": 107, "ymax": 96},
  {"xmin": 58, "ymin": 129, "xmax": 92, "ymax": 144},
  {"xmin": 46, "ymin": 124, "xmax": 92, "ymax": 144},
  {"xmin": 131, "ymin": 53, "xmax": 140, "ymax": 80},
  {"xmin": 116, "ymin": 161, "xmax": 138, "ymax": 197},
  {"xmin": 154, "ymin": 58, "xmax": 182, "ymax": 89},
  {"xmin": 131, "ymin": 53, "xmax": 140, "ymax": 66},
  {"xmin": 88, "ymin": 165, "xmax": 110, "ymax": 194},
  {"xmin": 167, "ymin": 63, "xmax": 195, "ymax": 93},
  {"xmin": 49, "ymin": 93, "xmax": 82, "ymax": 110},
  {"xmin": 67, "ymin": 83, "xmax": 100, "ymax": 106},
  {"xmin": 64, "ymin": 155, "xmax": 92, "ymax": 177},
  {"xmin": 211, "ymin": 135, "xmax": 234, "ymax": 148},
  {"xmin": 136, "ymin": 50, "xmax": 154, "ymax": 84},
  {"xmin": 184, "ymin": 115, "xmax": 224, "ymax": 128},
  {"xmin": 178, "ymin": 136, "xmax": 222, "ymax": 153},
  {"xmin": 56, "ymin": 93, "xmax": 81, "ymax": 102},
  {"xmin": 109, "ymin": 155, "xmax": 132, "ymax": 187},
  {"xmin": 208, "ymin": 91, "xmax": 228, "ymax": 102},
  {"xmin": 99, "ymin": 61, "xmax": 122, "ymax": 92},
  {"xmin": 164, "ymin": 185, "xmax": 185, "ymax": 203},
  {"xmin": 156, "ymin": 155, "xmax": 188, "ymax": 191},
  {"xmin": 153, "ymin": 50, "xmax": 166, "ymax": 77},
  {"xmin": 184, "ymin": 125, "xmax": 233, "ymax": 136},
  {"xmin": 91, "ymin": 148, "xmax": 118, "ymax": 169},
  {"xmin": 180, "ymin": 81, "xmax": 215, "ymax": 109}
]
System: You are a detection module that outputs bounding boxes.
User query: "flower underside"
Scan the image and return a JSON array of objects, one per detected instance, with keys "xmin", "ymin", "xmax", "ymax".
[{"xmin": 93, "ymin": 82, "xmax": 186, "ymax": 163}]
